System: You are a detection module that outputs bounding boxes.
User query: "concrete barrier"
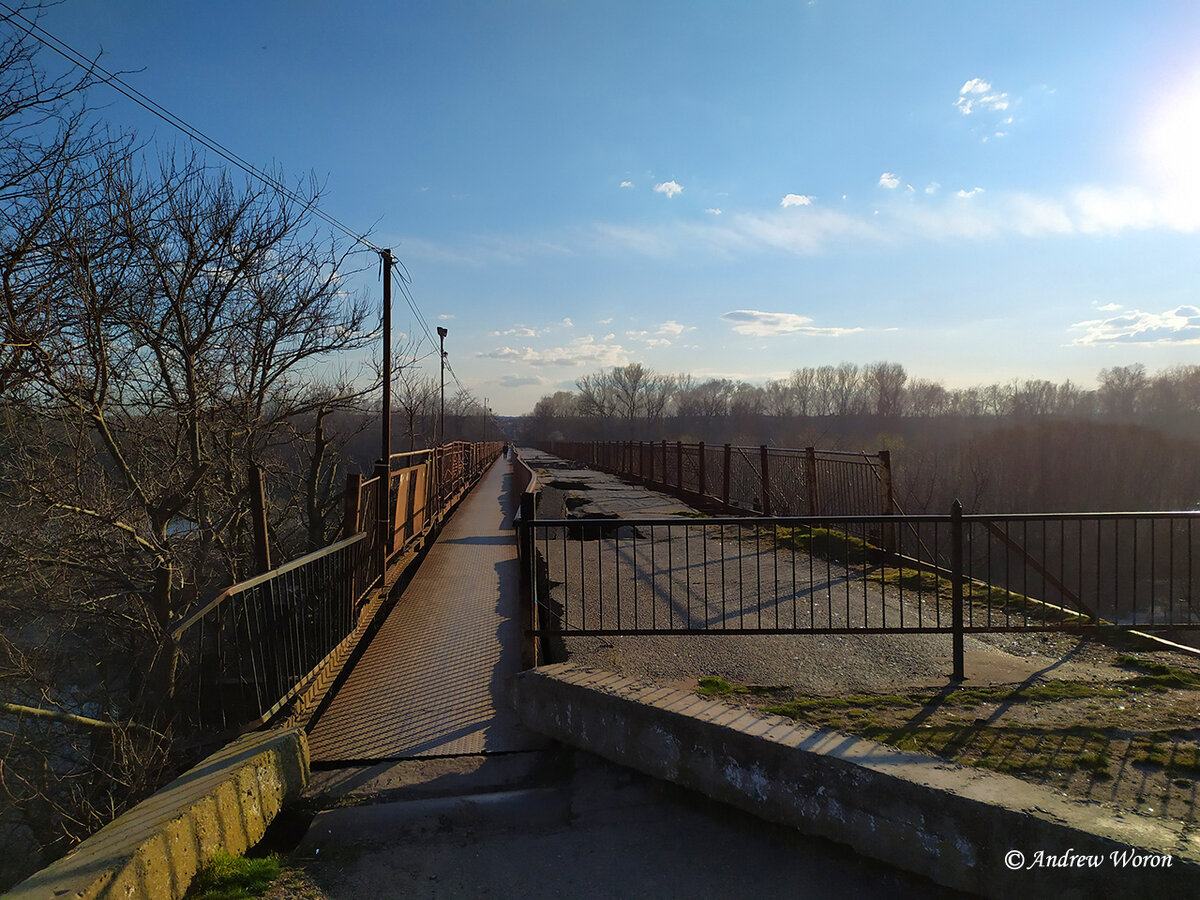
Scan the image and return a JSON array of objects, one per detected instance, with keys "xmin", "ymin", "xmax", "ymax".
[
  {"xmin": 9, "ymin": 726, "xmax": 309, "ymax": 900},
  {"xmin": 513, "ymin": 663, "xmax": 1200, "ymax": 899}
]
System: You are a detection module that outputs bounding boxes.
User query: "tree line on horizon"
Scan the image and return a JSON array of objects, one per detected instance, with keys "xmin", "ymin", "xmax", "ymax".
[
  {"xmin": 526, "ymin": 360, "xmax": 1199, "ymax": 431},
  {"xmin": 521, "ymin": 360, "xmax": 1200, "ymax": 517}
]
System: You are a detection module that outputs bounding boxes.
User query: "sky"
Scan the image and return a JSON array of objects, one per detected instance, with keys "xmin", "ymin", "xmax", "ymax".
[{"xmin": 24, "ymin": 0, "xmax": 1200, "ymax": 414}]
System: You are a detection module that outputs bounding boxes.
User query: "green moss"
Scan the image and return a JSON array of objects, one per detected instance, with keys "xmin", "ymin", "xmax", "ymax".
[
  {"xmin": 1117, "ymin": 654, "xmax": 1200, "ymax": 689},
  {"xmin": 697, "ymin": 676, "xmax": 746, "ymax": 696},
  {"xmin": 186, "ymin": 852, "xmax": 282, "ymax": 900},
  {"xmin": 698, "ymin": 676, "xmax": 789, "ymax": 697},
  {"xmin": 772, "ymin": 526, "xmax": 879, "ymax": 565}
]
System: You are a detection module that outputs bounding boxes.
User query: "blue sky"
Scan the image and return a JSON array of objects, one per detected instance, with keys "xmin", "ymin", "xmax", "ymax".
[{"xmin": 30, "ymin": 0, "xmax": 1200, "ymax": 413}]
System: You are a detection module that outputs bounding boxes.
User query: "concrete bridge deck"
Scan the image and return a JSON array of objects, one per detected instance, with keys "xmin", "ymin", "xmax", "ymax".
[{"xmin": 306, "ymin": 459, "xmax": 545, "ymax": 763}]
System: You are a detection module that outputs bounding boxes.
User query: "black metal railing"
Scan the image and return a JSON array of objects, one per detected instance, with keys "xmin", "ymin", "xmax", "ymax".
[
  {"xmin": 539, "ymin": 440, "xmax": 893, "ymax": 517},
  {"xmin": 172, "ymin": 439, "xmax": 504, "ymax": 732},
  {"xmin": 171, "ymin": 531, "xmax": 373, "ymax": 731},
  {"xmin": 518, "ymin": 505, "xmax": 1200, "ymax": 678}
]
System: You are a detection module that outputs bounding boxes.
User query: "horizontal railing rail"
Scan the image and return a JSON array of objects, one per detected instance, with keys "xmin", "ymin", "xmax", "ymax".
[
  {"xmin": 172, "ymin": 440, "xmax": 504, "ymax": 732},
  {"xmin": 518, "ymin": 504, "xmax": 1200, "ymax": 679}
]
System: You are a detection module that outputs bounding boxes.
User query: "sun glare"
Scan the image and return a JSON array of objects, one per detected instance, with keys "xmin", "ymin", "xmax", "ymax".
[{"xmin": 1141, "ymin": 66, "xmax": 1200, "ymax": 226}]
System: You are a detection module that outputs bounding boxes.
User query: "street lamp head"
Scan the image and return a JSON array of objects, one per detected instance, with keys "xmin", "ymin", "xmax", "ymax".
[{"xmin": 437, "ymin": 326, "xmax": 448, "ymax": 338}]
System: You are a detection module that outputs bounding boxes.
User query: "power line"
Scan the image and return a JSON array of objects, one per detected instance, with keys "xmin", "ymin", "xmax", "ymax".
[
  {"xmin": 0, "ymin": 2, "xmax": 380, "ymax": 252},
  {"xmin": 3, "ymin": 4, "xmax": 464, "ymax": 389}
]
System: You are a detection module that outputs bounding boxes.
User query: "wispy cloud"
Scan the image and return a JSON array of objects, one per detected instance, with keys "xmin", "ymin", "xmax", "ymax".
[
  {"xmin": 781, "ymin": 193, "xmax": 815, "ymax": 207},
  {"xmin": 405, "ymin": 181, "xmax": 1200, "ymax": 270},
  {"xmin": 656, "ymin": 320, "xmax": 691, "ymax": 336},
  {"xmin": 620, "ymin": 180, "xmax": 633, "ymax": 188},
  {"xmin": 878, "ymin": 173, "xmax": 900, "ymax": 189},
  {"xmin": 706, "ymin": 208, "xmax": 723, "ymax": 215},
  {"xmin": 654, "ymin": 180, "xmax": 683, "ymax": 198},
  {"xmin": 497, "ymin": 374, "xmax": 544, "ymax": 387},
  {"xmin": 1071, "ymin": 305, "xmax": 1200, "ymax": 345},
  {"xmin": 477, "ymin": 334, "xmax": 629, "ymax": 367},
  {"xmin": 490, "ymin": 325, "xmax": 544, "ymax": 337},
  {"xmin": 956, "ymin": 78, "xmax": 1010, "ymax": 115},
  {"xmin": 721, "ymin": 309, "xmax": 863, "ymax": 337}
]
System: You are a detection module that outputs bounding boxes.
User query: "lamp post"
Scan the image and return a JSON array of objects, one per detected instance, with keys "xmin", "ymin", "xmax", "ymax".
[{"xmin": 437, "ymin": 326, "xmax": 448, "ymax": 446}]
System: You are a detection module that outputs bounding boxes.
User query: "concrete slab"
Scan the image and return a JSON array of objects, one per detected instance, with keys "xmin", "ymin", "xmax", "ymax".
[
  {"xmin": 514, "ymin": 662, "xmax": 1200, "ymax": 900},
  {"xmin": 8, "ymin": 727, "xmax": 308, "ymax": 900},
  {"xmin": 291, "ymin": 748, "xmax": 964, "ymax": 900}
]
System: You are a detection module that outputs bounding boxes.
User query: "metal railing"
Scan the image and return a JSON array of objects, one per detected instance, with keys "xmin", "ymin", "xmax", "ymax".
[
  {"xmin": 539, "ymin": 440, "xmax": 893, "ymax": 517},
  {"xmin": 518, "ymin": 504, "xmax": 1200, "ymax": 678},
  {"xmin": 172, "ymin": 440, "xmax": 503, "ymax": 731}
]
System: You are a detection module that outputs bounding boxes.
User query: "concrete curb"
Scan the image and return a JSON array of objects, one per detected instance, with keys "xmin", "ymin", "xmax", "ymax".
[
  {"xmin": 9, "ymin": 726, "xmax": 309, "ymax": 900},
  {"xmin": 513, "ymin": 662, "xmax": 1200, "ymax": 899}
]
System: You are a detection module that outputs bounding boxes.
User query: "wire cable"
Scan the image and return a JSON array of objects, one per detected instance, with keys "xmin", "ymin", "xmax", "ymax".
[
  {"xmin": 2, "ymin": 4, "xmax": 465, "ymax": 392},
  {"xmin": 0, "ymin": 2, "xmax": 380, "ymax": 252}
]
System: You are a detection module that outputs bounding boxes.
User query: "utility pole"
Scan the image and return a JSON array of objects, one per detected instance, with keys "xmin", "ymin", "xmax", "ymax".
[
  {"xmin": 382, "ymin": 250, "xmax": 393, "ymax": 464},
  {"xmin": 377, "ymin": 249, "xmax": 393, "ymax": 577},
  {"xmin": 437, "ymin": 326, "xmax": 448, "ymax": 446}
]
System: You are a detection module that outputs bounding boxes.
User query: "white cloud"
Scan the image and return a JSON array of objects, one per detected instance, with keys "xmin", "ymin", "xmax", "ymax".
[
  {"xmin": 490, "ymin": 325, "xmax": 543, "ymax": 337},
  {"xmin": 626, "ymin": 329, "xmax": 648, "ymax": 339},
  {"xmin": 1095, "ymin": 302, "xmax": 1122, "ymax": 311},
  {"xmin": 497, "ymin": 375, "xmax": 544, "ymax": 387},
  {"xmin": 598, "ymin": 317, "xmax": 613, "ymax": 324},
  {"xmin": 438, "ymin": 313, "xmax": 455, "ymax": 320},
  {"xmin": 620, "ymin": 181, "xmax": 633, "ymax": 188},
  {"xmin": 561, "ymin": 317, "xmax": 574, "ymax": 328},
  {"xmin": 878, "ymin": 173, "xmax": 900, "ymax": 189},
  {"xmin": 781, "ymin": 193, "xmax": 815, "ymax": 207},
  {"xmin": 644, "ymin": 338, "xmax": 672, "ymax": 348},
  {"xmin": 956, "ymin": 187, "xmax": 985, "ymax": 199},
  {"xmin": 706, "ymin": 208, "xmax": 723, "ymax": 215},
  {"xmin": 477, "ymin": 334, "xmax": 630, "ymax": 367},
  {"xmin": 925, "ymin": 182, "xmax": 940, "ymax": 195},
  {"xmin": 956, "ymin": 78, "xmax": 1010, "ymax": 116},
  {"xmin": 721, "ymin": 309, "xmax": 863, "ymax": 337},
  {"xmin": 654, "ymin": 180, "xmax": 683, "ymax": 198},
  {"xmin": 656, "ymin": 320, "xmax": 690, "ymax": 336},
  {"xmin": 1071, "ymin": 305, "xmax": 1200, "ymax": 345}
]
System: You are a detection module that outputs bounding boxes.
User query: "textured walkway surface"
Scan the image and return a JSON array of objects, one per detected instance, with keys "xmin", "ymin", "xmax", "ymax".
[{"xmin": 307, "ymin": 460, "xmax": 544, "ymax": 762}]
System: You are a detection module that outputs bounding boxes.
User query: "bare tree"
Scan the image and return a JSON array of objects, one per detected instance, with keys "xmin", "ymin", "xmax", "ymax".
[
  {"xmin": 1098, "ymin": 364, "xmax": 1147, "ymax": 418},
  {"xmin": 863, "ymin": 361, "xmax": 907, "ymax": 416}
]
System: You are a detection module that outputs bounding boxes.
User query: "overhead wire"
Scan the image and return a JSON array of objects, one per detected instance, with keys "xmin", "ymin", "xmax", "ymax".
[
  {"xmin": 0, "ymin": 2, "xmax": 382, "ymax": 253},
  {"xmin": 2, "ymin": 3, "xmax": 469, "ymax": 385}
]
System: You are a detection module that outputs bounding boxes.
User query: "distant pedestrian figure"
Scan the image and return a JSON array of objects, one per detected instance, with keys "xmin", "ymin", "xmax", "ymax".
[{"xmin": 502, "ymin": 442, "xmax": 510, "ymax": 459}]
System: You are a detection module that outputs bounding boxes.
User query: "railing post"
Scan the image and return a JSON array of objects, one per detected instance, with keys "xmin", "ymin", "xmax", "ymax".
[
  {"xmin": 342, "ymin": 472, "xmax": 362, "ymax": 539},
  {"xmin": 676, "ymin": 441, "xmax": 684, "ymax": 492},
  {"xmin": 646, "ymin": 439, "xmax": 654, "ymax": 484},
  {"xmin": 878, "ymin": 449, "xmax": 894, "ymax": 515},
  {"xmin": 661, "ymin": 440, "xmax": 668, "ymax": 488},
  {"xmin": 518, "ymin": 491, "xmax": 538, "ymax": 669},
  {"xmin": 951, "ymin": 499, "xmax": 965, "ymax": 682},
  {"xmin": 878, "ymin": 449, "xmax": 896, "ymax": 554},
  {"xmin": 249, "ymin": 463, "xmax": 271, "ymax": 574},
  {"xmin": 805, "ymin": 446, "xmax": 819, "ymax": 516},
  {"xmin": 722, "ymin": 443, "xmax": 732, "ymax": 508},
  {"xmin": 375, "ymin": 460, "xmax": 390, "ymax": 580},
  {"xmin": 759, "ymin": 444, "xmax": 771, "ymax": 516},
  {"xmin": 697, "ymin": 441, "xmax": 706, "ymax": 497}
]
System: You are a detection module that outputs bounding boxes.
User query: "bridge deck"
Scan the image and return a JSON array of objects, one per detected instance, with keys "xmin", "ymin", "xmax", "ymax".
[{"xmin": 306, "ymin": 460, "xmax": 544, "ymax": 763}]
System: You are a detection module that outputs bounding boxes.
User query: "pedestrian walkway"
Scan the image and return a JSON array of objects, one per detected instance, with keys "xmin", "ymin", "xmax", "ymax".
[{"xmin": 306, "ymin": 459, "xmax": 544, "ymax": 762}]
